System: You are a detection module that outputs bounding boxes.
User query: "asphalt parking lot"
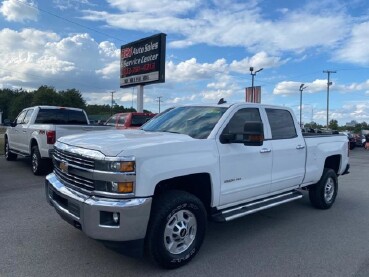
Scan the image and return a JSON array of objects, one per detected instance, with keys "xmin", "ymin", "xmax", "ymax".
[{"xmin": 1, "ymin": 149, "xmax": 369, "ymax": 277}]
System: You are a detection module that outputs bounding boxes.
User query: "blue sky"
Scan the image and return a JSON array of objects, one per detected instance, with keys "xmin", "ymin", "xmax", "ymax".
[{"xmin": 0, "ymin": 0, "xmax": 369, "ymax": 125}]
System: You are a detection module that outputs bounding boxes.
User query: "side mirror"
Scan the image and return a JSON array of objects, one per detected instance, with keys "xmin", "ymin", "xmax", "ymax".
[
  {"xmin": 10, "ymin": 122, "xmax": 17, "ymax": 127},
  {"xmin": 243, "ymin": 121, "xmax": 264, "ymax": 146},
  {"xmin": 220, "ymin": 121, "xmax": 264, "ymax": 146}
]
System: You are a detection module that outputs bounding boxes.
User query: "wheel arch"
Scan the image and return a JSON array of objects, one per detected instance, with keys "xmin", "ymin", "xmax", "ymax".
[
  {"xmin": 324, "ymin": 155, "xmax": 341, "ymax": 175},
  {"xmin": 30, "ymin": 138, "xmax": 39, "ymax": 153},
  {"xmin": 153, "ymin": 173, "xmax": 212, "ymax": 213}
]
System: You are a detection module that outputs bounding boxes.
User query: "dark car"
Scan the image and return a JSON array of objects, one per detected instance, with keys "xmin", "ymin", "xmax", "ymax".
[{"xmin": 347, "ymin": 134, "xmax": 356, "ymax": 150}]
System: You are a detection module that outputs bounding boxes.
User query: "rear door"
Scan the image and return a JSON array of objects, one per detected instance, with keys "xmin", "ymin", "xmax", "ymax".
[{"xmin": 265, "ymin": 108, "xmax": 306, "ymax": 192}]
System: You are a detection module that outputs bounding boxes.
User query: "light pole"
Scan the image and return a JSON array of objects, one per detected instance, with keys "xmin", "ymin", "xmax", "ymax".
[
  {"xmin": 156, "ymin": 96, "xmax": 163, "ymax": 113},
  {"xmin": 250, "ymin": 67, "xmax": 263, "ymax": 102},
  {"xmin": 299, "ymin": 84, "xmax": 307, "ymax": 128},
  {"xmin": 323, "ymin": 70, "xmax": 336, "ymax": 128},
  {"xmin": 110, "ymin": 91, "xmax": 115, "ymax": 115}
]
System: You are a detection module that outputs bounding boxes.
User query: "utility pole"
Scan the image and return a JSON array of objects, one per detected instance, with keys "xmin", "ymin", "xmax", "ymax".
[
  {"xmin": 299, "ymin": 84, "xmax": 308, "ymax": 128},
  {"xmin": 110, "ymin": 91, "xmax": 115, "ymax": 115},
  {"xmin": 156, "ymin": 96, "xmax": 163, "ymax": 113},
  {"xmin": 323, "ymin": 70, "xmax": 336, "ymax": 128},
  {"xmin": 250, "ymin": 67, "xmax": 263, "ymax": 102}
]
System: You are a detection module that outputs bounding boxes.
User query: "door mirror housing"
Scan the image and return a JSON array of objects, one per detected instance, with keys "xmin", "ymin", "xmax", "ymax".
[{"xmin": 220, "ymin": 121, "xmax": 264, "ymax": 146}]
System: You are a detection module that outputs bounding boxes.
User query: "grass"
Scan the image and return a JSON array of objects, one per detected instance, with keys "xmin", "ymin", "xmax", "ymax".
[{"xmin": 0, "ymin": 127, "xmax": 5, "ymax": 155}]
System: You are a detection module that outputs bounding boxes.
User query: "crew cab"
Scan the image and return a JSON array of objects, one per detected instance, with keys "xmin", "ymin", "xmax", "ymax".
[
  {"xmin": 45, "ymin": 103, "xmax": 350, "ymax": 268},
  {"xmin": 4, "ymin": 106, "xmax": 112, "ymax": 175}
]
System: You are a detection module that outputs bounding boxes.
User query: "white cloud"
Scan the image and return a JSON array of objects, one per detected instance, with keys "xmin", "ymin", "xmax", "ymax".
[
  {"xmin": 0, "ymin": 28, "xmax": 118, "ymax": 91},
  {"xmin": 230, "ymin": 52, "xmax": 287, "ymax": 74},
  {"xmin": 0, "ymin": 0, "xmax": 38, "ymax": 22},
  {"xmin": 273, "ymin": 79, "xmax": 329, "ymax": 95},
  {"xmin": 105, "ymin": 0, "xmax": 201, "ymax": 15},
  {"xmin": 334, "ymin": 22, "xmax": 369, "ymax": 66},
  {"xmin": 82, "ymin": 1, "xmax": 350, "ymax": 57},
  {"xmin": 166, "ymin": 58, "xmax": 227, "ymax": 82}
]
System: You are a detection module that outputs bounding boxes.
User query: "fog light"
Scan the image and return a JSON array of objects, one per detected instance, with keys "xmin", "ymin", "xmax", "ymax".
[{"xmin": 113, "ymin": 212, "xmax": 119, "ymax": 224}]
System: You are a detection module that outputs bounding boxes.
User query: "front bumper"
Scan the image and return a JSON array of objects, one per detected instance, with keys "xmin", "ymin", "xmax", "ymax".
[{"xmin": 45, "ymin": 173, "xmax": 152, "ymax": 241}]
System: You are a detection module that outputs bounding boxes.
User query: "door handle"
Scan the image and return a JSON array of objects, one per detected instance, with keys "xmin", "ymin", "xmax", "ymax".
[
  {"xmin": 260, "ymin": 148, "xmax": 271, "ymax": 153},
  {"xmin": 296, "ymin": 145, "xmax": 305, "ymax": 150}
]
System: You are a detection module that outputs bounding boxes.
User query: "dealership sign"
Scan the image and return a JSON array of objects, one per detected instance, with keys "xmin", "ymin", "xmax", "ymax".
[{"xmin": 120, "ymin": 33, "xmax": 166, "ymax": 88}]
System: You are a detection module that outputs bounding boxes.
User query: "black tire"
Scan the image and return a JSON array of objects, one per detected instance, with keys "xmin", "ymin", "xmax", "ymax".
[
  {"xmin": 4, "ymin": 138, "xmax": 17, "ymax": 161},
  {"xmin": 31, "ymin": 145, "xmax": 47, "ymax": 175},
  {"xmin": 145, "ymin": 190, "xmax": 207, "ymax": 269},
  {"xmin": 309, "ymin": 168, "xmax": 338, "ymax": 209}
]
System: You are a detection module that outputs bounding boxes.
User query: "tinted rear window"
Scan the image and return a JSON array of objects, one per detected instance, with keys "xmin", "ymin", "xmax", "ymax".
[
  {"xmin": 35, "ymin": 109, "xmax": 88, "ymax": 125},
  {"xmin": 131, "ymin": 114, "xmax": 155, "ymax": 126}
]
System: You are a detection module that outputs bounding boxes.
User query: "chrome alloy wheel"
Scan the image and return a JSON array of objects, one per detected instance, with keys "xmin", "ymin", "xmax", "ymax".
[
  {"xmin": 32, "ymin": 152, "xmax": 38, "ymax": 173},
  {"xmin": 5, "ymin": 141, "xmax": 9, "ymax": 159},
  {"xmin": 324, "ymin": 177, "xmax": 335, "ymax": 203},
  {"xmin": 164, "ymin": 209, "xmax": 197, "ymax": 255}
]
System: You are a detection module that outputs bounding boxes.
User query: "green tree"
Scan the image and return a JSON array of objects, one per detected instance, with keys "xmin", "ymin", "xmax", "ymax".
[
  {"xmin": 329, "ymin": 119, "xmax": 339, "ymax": 130},
  {"xmin": 32, "ymin": 86, "xmax": 61, "ymax": 106},
  {"xmin": 59, "ymin": 89, "xmax": 86, "ymax": 108},
  {"xmin": 0, "ymin": 88, "xmax": 16, "ymax": 120},
  {"xmin": 9, "ymin": 91, "xmax": 34, "ymax": 119}
]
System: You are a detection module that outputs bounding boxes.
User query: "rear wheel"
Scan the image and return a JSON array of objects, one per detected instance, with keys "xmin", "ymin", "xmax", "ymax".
[
  {"xmin": 31, "ymin": 146, "xmax": 47, "ymax": 175},
  {"xmin": 145, "ymin": 190, "xmax": 207, "ymax": 269},
  {"xmin": 5, "ymin": 138, "xmax": 17, "ymax": 161},
  {"xmin": 309, "ymin": 168, "xmax": 338, "ymax": 209}
]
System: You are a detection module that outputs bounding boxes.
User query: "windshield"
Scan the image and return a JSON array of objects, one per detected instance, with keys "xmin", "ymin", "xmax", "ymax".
[{"xmin": 142, "ymin": 106, "xmax": 227, "ymax": 139}]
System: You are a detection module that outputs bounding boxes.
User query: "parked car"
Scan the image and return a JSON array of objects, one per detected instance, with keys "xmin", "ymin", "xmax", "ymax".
[{"xmin": 104, "ymin": 112, "xmax": 156, "ymax": 129}]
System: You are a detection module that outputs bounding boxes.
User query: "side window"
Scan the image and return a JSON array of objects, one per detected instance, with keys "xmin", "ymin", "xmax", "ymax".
[
  {"xmin": 117, "ymin": 115, "xmax": 126, "ymax": 125},
  {"xmin": 16, "ymin": 110, "xmax": 27, "ymax": 124},
  {"xmin": 265, "ymin": 108, "xmax": 297, "ymax": 139},
  {"xmin": 223, "ymin": 108, "xmax": 262, "ymax": 134},
  {"xmin": 23, "ymin": 109, "xmax": 34, "ymax": 124}
]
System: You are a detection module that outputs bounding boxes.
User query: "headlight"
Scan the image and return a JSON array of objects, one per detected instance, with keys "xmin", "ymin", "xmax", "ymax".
[
  {"xmin": 95, "ymin": 159, "xmax": 135, "ymax": 173},
  {"xmin": 110, "ymin": 161, "xmax": 135, "ymax": 172}
]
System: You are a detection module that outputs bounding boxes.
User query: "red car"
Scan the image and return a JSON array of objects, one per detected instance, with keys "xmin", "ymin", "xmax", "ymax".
[{"xmin": 104, "ymin": 112, "xmax": 156, "ymax": 129}]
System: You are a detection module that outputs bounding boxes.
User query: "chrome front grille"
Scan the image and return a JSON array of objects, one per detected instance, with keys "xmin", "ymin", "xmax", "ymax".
[
  {"xmin": 53, "ymin": 147, "xmax": 96, "ymax": 193},
  {"xmin": 54, "ymin": 166, "xmax": 94, "ymax": 192},
  {"xmin": 53, "ymin": 148, "xmax": 95, "ymax": 170}
]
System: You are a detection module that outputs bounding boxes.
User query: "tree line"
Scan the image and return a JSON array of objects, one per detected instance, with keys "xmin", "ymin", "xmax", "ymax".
[
  {"xmin": 0, "ymin": 86, "xmax": 143, "ymax": 121},
  {"xmin": 0, "ymin": 86, "xmax": 367, "ymax": 132}
]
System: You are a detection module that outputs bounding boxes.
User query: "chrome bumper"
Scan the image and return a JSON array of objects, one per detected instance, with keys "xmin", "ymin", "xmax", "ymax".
[{"xmin": 45, "ymin": 173, "xmax": 152, "ymax": 241}]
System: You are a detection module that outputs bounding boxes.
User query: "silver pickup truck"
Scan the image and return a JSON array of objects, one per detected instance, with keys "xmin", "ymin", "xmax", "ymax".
[{"xmin": 4, "ymin": 106, "xmax": 112, "ymax": 175}]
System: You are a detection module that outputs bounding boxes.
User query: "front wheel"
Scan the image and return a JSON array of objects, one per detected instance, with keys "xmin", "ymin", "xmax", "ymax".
[
  {"xmin": 309, "ymin": 168, "xmax": 338, "ymax": 209},
  {"xmin": 145, "ymin": 190, "xmax": 207, "ymax": 269},
  {"xmin": 5, "ymin": 139, "xmax": 17, "ymax": 161}
]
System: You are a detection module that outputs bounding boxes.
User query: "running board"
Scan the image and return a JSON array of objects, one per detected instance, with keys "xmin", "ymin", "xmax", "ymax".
[{"xmin": 212, "ymin": 190, "xmax": 303, "ymax": 222}]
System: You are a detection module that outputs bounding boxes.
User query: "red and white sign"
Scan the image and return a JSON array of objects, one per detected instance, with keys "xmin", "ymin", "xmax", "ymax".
[{"xmin": 245, "ymin": 86, "xmax": 261, "ymax": 103}]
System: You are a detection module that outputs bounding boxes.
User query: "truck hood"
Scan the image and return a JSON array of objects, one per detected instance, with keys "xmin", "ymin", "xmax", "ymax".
[{"xmin": 57, "ymin": 129, "xmax": 194, "ymax": 156}]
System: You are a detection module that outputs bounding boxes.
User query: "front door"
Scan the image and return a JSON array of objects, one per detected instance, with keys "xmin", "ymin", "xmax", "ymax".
[{"xmin": 217, "ymin": 107, "xmax": 272, "ymax": 206}]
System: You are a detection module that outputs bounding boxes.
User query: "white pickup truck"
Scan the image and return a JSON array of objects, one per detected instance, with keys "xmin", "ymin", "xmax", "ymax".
[
  {"xmin": 45, "ymin": 103, "xmax": 350, "ymax": 268},
  {"xmin": 4, "ymin": 106, "xmax": 112, "ymax": 175}
]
